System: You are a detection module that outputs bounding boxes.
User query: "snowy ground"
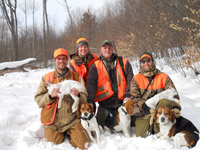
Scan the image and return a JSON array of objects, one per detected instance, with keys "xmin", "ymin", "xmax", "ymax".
[{"xmin": 0, "ymin": 60, "xmax": 200, "ymax": 150}]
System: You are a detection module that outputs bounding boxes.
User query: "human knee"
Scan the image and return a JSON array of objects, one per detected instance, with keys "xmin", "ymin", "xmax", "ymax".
[
  {"xmin": 44, "ymin": 127, "xmax": 64, "ymax": 144},
  {"xmin": 68, "ymin": 122, "xmax": 90, "ymax": 149},
  {"xmin": 44, "ymin": 133, "xmax": 64, "ymax": 144}
]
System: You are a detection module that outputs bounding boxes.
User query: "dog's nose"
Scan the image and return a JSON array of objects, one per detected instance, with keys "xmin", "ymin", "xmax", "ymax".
[
  {"xmin": 84, "ymin": 112, "xmax": 88, "ymax": 117},
  {"xmin": 161, "ymin": 117, "xmax": 165, "ymax": 122}
]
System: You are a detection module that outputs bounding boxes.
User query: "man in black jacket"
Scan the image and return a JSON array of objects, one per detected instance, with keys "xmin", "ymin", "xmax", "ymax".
[{"xmin": 86, "ymin": 40, "xmax": 133, "ymax": 129}]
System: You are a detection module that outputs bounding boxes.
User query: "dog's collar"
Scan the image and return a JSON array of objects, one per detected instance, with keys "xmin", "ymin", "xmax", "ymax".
[
  {"xmin": 80, "ymin": 114, "xmax": 94, "ymax": 127},
  {"xmin": 121, "ymin": 107, "xmax": 128, "ymax": 115},
  {"xmin": 80, "ymin": 113, "xmax": 94, "ymax": 121}
]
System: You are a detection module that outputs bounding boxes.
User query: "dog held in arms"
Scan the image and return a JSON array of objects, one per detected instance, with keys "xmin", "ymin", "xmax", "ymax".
[
  {"xmin": 77, "ymin": 102, "xmax": 101, "ymax": 143},
  {"xmin": 155, "ymin": 107, "xmax": 199, "ymax": 148},
  {"xmin": 47, "ymin": 80, "xmax": 83, "ymax": 113}
]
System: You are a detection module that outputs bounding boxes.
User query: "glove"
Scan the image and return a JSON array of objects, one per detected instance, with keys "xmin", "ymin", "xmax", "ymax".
[
  {"xmin": 149, "ymin": 109, "xmax": 156, "ymax": 125},
  {"xmin": 172, "ymin": 108, "xmax": 181, "ymax": 118},
  {"xmin": 142, "ymin": 103, "xmax": 151, "ymax": 115}
]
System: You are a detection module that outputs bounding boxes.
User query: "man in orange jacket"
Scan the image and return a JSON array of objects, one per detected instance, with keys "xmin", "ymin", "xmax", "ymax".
[
  {"xmin": 86, "ymin": 40, "xmax": 133, "ymax": 128},
  {"xmin": 70, "ymin": 38, "xmax": 98, "ymax": 83},
  {"xmin": 35, "ymin": 48, "xmax": 90, "ymax": 149},
  {"xmin": 130, "ymin": 51, "xmax": 181, "ymax": 137}
]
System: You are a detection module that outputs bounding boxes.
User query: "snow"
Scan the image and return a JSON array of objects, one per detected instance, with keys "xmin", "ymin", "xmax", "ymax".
[
  {"xmin": 0, "ymin": 58, "xmax": 36, "ymax": 70},
  {"xmin": 0, "ymin": 59, "xmax": 200, "ymax": 150}
]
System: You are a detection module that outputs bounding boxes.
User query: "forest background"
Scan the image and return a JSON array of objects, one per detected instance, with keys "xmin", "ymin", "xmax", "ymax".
[{"xmin": 0, "ymin": 0, "xmax": 200, "ymax": 79}]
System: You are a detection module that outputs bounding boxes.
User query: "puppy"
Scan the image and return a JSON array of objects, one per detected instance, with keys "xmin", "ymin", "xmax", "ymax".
[
  {"xmin": 47, "ymin": 80, "xmax": 83, "ymax": 112},
  {"xmin": 113, "ymin": 99, "xmax": 135, "ymax": 138},
  {"xmin": 77, "ymin": 103, "xmax": 101, "ymax": 143},
  {"xmin": 155, "ymin": 107, "xmax": 199, "ymax": 149}
]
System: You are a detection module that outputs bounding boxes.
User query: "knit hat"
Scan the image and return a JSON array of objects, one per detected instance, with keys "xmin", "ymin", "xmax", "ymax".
[
  {"xmin": 54, "ymin": 48, "xmax": 68, "ymax": 58},
  {"xmin": 102, "ymin": 40, "xmax": 113, "ymax": 47},
  {"xmin": 76, "ymin": 38, "xmax": 89, "ymax": 48},
  {"xmin": 140, "ymin": 51, "xmax": 154, "ymax": 61}
]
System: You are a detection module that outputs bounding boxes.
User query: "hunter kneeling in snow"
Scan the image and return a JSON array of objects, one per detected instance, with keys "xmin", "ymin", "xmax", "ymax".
[
  {"xmin": 34, "ymin": 48, "xmax": 90, "ymax": 149},
  {"xmin": 130, "ymin": 51, "xmax": 181, "ymax": 138}
]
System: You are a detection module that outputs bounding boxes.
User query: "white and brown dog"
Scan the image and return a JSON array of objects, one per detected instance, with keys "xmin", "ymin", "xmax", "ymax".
[
  {"xmin": 112, "ymin": 99, "xmax": 135, "ymax": 137},
  {"xmin": 77, "ymin": 102, "xmax": 101, "ymax": 143},
  {"xmin": 155, "ymin": 107, "xmax": 199, "ymax": 149}
]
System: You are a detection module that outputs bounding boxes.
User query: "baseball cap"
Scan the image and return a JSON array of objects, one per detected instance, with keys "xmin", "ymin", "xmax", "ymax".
[
  {"xmin": 102, "ymin": 40, "xmax": 113, "ymax": 47},
  {"xmin": 54, "ymin": 48, "xmax": 68, "ymax": 58},
  {"xmin": 140, "ymin": 51, "xmax": 154, "ymax": 61}
]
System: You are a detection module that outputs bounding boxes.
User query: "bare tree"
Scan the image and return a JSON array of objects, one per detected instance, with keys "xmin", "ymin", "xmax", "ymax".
[
  {"xmin": 30, "ymin": 0, "xmax": 39, "ymax": 58},
  {"xmin": 59, "ymin": 0, "xmax": 74, "ymax": 33},
  {"xmin": 0, "ymin": 0, "xmax": 18, "ymax": 61},
  {"xmin": 43, "ymin": 0, "xmax": 49, "ymax": 67}
]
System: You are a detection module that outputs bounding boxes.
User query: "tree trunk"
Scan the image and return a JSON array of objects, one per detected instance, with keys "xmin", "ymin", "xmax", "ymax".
[{"xmin": 0, "ymin": 0, "xmax": 18, "ymax": 61}]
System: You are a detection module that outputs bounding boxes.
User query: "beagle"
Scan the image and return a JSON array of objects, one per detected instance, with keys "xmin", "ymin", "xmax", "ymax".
[
  {"xmin": 155, "ymin": 107, "xmax": 199, "ymax": 149},
  {"xmin": 77, "ymin": 103, "xmax": 101, "ymax": 143},
  {"xmin": 113, "ymin": 99, "xmax": 136, "ymax": 137}
]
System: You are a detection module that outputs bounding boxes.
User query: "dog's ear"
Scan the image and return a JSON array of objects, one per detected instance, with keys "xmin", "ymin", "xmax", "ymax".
[
  {"xmin": 170, "ymin": 109, "xmax": 175, "ymax": 123},
  {"xmin": 76, "ymin": 104, "xmax": 81, "ymax": 117}
]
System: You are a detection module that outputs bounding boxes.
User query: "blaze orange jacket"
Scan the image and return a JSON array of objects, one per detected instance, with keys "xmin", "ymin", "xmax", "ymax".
[
  {"xmin": 134, "ymin": 73, "xmax": 168, "ymax": 91},
  {"xmin": 41, "ymin": 71, "xmax": 79, "ymax": 125},
  {"xmin": 70, "ymin": 53, "xmax": 98, "ymax": 81},
  {"xmin": 94, "ymin": 58, "xmax": 127, "ymax": 102}
]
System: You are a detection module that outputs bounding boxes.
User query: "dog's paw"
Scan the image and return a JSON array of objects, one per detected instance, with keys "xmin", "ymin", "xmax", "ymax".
[{"xmin": 156, "ymin": 132, "xmax": 162, "ymax": 138}]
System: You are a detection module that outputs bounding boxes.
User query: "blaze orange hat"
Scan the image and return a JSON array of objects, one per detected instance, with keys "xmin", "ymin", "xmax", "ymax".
[
  {"xmin": 76, "ymin": 38, "xmax": 89, "ymax": 48},
  {"xmin": 54, "ymin": 48, "xmax": 68, "ymax": 58},
  {"xmin": 140, "ymin": 51, "xmax": 153, "ymax": 61}
]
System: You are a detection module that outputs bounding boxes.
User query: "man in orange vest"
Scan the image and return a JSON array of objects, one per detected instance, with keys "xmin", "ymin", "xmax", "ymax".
[
  {"xmin": 86, "ymin": 40, "xmax": 133, "ymax": 129},
  {"xmin": 34, "ymin": 48, "xmax": 90, "ymax": 149},
  {"xmin": 130, "ymin": 51, "xmax": 181, "ymax": 137},
  {"xmin": 70, "ymin": 38, "xmax": 98, "ymax": 83}
]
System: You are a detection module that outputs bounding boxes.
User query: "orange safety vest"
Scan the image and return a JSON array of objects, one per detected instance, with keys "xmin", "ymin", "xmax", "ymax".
[
  {"xmin": 70, "ymin": 53, "xmax": 98, "ymax": 81},
  {"xmin": 134, "ymin": 73, "xmax": 168, "ymax": 90},
  {"xmin": 41, "ymin": 71, "xmax": 78, "ymax": 125},
  {"xmin": 94, "ymin": 58, "xmax": 127, "ymax": 102}
]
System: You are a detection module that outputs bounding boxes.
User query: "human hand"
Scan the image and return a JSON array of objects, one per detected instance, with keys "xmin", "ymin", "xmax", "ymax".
[
  {"xmin": 70, "ymin": 88, "xmax": 79, "ymax": 97},
  {"xmin": 50, "ymin": 88, "xmax": 60, "ymax": 98},
  {"xmin": 172, "ymin": 108, "xmax": 181, "ymax": 118},
  {"xmin": 123, "ymin": 97, "xmax": 131, "ymax": 103}
]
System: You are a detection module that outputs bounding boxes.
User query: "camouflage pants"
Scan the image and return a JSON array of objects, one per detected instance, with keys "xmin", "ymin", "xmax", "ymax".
[{"xmin": 135, "ymin": 98, "xmax": 172, "ymax": 137}]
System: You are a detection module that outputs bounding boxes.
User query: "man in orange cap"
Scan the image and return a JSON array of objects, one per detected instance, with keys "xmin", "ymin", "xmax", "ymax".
[
  {"xmin": 69, "ymin": 38, "xmax": 98, "ymax": 83},
  {"xmin": 35, "ymin": 48, "xmax": 90, "ymax": 149},
  {"xmin": 129, "ymin": 51, "xmax": 181, "ymax": 137}
]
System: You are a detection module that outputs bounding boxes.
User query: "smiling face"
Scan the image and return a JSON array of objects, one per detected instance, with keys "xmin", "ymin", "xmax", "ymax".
[
  {"xmin": 78, "ymin": 45, "xmax": 89, "ymax": 57},
  {"xmin": 54, "ymin": 55, "xmax": 68, "ymax": 73},
  {"xmin": 140, "ymin": 57, "xmax": 152, "ymax": 70},
  {"xmin": 100, "ymin": 44, "xmax": 114, "ymax": 60}
]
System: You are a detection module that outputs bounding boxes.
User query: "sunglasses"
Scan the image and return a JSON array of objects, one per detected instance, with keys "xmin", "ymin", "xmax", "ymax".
[{"xmin": 141, "ymin": 59, "xmax": 151, "ymax": 64}]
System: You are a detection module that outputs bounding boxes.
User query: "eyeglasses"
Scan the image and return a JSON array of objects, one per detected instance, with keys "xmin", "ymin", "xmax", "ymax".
[
  {"xmin": 56, "ymin": 57, "xmax": 68, "ymax": 61},
  {"xmin": 141, "ymin": 59, "xmax": 151, "ymax": 64}
]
